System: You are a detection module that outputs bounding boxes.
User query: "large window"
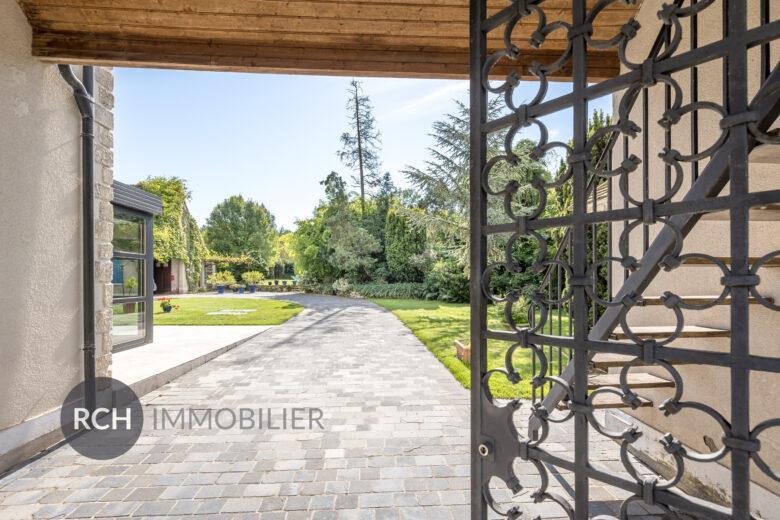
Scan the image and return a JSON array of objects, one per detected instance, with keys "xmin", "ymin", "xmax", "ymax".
[
  {"xmin": 113, "ymin": 213, "xmax": 144, "ymax": 253},
  {"xmin": 111, "ymin": 208, "xmax": 153, "ymax": 351}
]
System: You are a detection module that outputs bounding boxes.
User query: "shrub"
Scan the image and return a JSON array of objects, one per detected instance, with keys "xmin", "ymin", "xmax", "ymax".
[
  {"xmin": 423, "ymin": 258, "xmax": 469, "ymax": 303},
  {"xmin": 349, "ymin": 282, "xmax": 426, "ymax": 300},
  {"xmin": 241, "ymin": 271, "xmax": 264, "ymax": 285},
  {"xmin": 207, "ymin": 271, "xmax": 236, "ymax": 286},
  {"xmin": 300, "ymin": 280, "xmax": 426, "ymax": 300},
  {"xmin": 385, "ymin": 210, "xmax": 425, "ymax": 282},
  {"xmin": 332, "ymin": 278, "xmax": 351, "ymax": 295},
  {"xmin": 124, "ymin": 277, "xmax": 138, "ymax": 292},
  {"xmin": 296, "ymin": 272, "xmax": 320, "ymax": 291}
]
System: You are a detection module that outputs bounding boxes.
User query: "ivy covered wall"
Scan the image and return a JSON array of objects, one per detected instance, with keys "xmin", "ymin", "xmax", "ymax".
[{"xmin": 136, "ymin": 177, "xmax": 207, "ymax": 290}]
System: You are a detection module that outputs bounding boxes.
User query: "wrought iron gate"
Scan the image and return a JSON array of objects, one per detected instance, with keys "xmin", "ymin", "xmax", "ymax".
[{"xmin": 469, "ymin": 0, "xmax": 780, "ymax": 518}]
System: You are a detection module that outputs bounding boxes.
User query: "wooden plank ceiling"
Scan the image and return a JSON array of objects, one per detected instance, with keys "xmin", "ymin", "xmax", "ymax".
[{"xmin": 18, "ymin": 0, "xmax": 639, "ymax": 80}]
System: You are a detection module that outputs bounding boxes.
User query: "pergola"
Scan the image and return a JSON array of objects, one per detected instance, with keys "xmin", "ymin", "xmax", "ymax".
[{"xmin": 17, "ymin": 0, "xmax": 638, "ymax": 79}]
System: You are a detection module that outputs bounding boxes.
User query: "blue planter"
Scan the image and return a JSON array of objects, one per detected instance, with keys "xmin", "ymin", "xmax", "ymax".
[
  {"xmin": 163, "ymin": 306, "xmax": 172, "ymax": 313},
  {"xmin": 282, "ymin": 281, "xmax": 287, "ymax": 286},
  {"xmin": 239, "ymin": 288, "xmax": 245, "ymax": 294},
  {"xmin": 274, "ymin": 280, "xmax": 279, "ymax": 285},
  {"xmin": 217, "ymin": 286, "xmax": 225, "ymax": 294},
  {"xmin": 249, "ymin": 286, "xmax": 256, "ymax": 293}
]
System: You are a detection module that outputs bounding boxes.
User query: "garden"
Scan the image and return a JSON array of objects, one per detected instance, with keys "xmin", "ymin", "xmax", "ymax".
[
  {"xmin": 372, "ymin": 299, "xmax": 571, "ymax": 399},
  {"xmin": 131, "ymin": 86, "xmax": 608, "ymax": 399},
  {"xmin": 150, "ymin": 297, "xmax": 302, "ymax": 326}
]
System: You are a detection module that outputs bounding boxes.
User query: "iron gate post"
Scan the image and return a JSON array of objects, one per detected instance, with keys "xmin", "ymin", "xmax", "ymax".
[{"xmin": 469, "ymin": 1, "xmax": 488, "ymax": 518}]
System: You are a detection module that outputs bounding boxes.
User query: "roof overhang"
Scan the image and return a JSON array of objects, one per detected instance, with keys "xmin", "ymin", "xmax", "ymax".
[
  {"xmin": 112, "ymin": 181, "xmax": 163, "ymax": 216},
  {"xmin": 18, "ymin": 0, "xmax": 639, "ymax": 80}
]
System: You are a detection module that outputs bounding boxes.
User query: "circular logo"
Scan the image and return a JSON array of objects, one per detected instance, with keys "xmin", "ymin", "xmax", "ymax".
[{"xmin": 60, "ymin": 377, "xmax": 144, "ymax": 459}]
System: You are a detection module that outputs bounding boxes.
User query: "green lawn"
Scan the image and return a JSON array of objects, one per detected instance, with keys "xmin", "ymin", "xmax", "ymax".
[
  {"xmin": 371, "ymin": 299, "xmax": 570, "ymax": 399},
  {"xmin": 114, "ymin": 298, "xmax": 304, "ymax": 326}
]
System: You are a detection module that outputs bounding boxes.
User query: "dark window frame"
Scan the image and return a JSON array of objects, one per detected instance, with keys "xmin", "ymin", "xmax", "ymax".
[{"xmin": 111, "ymin": 206, "xmax": 155, "ymax": 352}]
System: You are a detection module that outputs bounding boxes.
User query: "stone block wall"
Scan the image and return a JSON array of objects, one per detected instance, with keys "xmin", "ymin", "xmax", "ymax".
[{"xmin": 94, "ymin": 66, "xmax": 114, "ymax": 380}]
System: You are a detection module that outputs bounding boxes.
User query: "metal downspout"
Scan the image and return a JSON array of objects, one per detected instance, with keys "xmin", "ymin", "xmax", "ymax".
[{"xmin": 58, "ymin": 65, "xmax": 97, "ymax": 412}]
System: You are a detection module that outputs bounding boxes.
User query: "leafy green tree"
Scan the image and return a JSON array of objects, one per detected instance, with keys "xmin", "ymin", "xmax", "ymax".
[
  {"xmin": 401, "ymin": 98, "xmax": 550, "ymax": 265},
  {"xmin": 338, "ymin": 80, "xmax": 382, "ymax": 211},
  {"xmin": 328, "ymin": 218, "xmax": 381, "ymax": 279},
  {"xmin": 292, "ymin": 211, "xmax": 338, "ymax": 281},
  {"xmin": 546, "ymin": 108, "xmax": 613, "ymax": 220},
  {"xmin": 273, "ymin": 232, "xmax": 295, "ymax": 278},
  {"xmin": 204, "ymin": 195, "xmax": 277, "ymax": 273},
  {"xmin": 544, "ymin": 108, "xmax": 614, "ymax": 320},
  {"xmin": 136, "ymin": 176, "xmax": 207, "ymax": 290},
  {"xmin": 358, "ymin": 172, "xmax": 397, "ymax": 277},
  {"xmin": 385, "ymin": 210, "xmax": 425, "ymax": 283},
  {"xmin": 319, "ymin": 172, "xmax": 380, "ymax": 280},
  {"xmin": 292, "ymin": 172, "xmax": 380, "ymax": 282}
]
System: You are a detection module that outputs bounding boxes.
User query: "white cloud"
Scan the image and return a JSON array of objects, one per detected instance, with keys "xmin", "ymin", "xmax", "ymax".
[{"xmin": 381, "ymin": 81, "xmax": 468, "ymax": 120}]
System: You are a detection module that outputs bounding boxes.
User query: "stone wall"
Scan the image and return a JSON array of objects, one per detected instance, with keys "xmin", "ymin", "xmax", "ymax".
[{"xmin": 94, "ymin": 66, "xmax": 114, "ymax": 380}]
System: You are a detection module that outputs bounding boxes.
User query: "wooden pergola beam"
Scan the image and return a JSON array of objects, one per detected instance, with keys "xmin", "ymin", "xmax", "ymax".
[
  {"xmin": 32, "ymin": 31, "xmax": 621, "ymax": 80},
  {"xmin": 18, "ymin": 0, "xmax": 638, "ymax": 80}
]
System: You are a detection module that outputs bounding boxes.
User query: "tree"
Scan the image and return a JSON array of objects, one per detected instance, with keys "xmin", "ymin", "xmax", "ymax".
[
  {"xmin": 204, "ymin": 195, "xmax": 277, "ymax": 273},
  {"xmin": 292, "ymin": 172, "xmax": 380, "ymax": 282},
  {"xmin": 291, "ymin": 210, "xmax": 337, "ymax": 281},
  {"xmin": 401, "ymin": 98, "xmax": 550, "ymax": 264},
  {"xmin": 327, "ymin": 219, "xmax": 381, "ymax": 279},
  {"xmin": 358, "ymin": 172, "xmax": 397, "ymax": 275},
  {"xmin": 338, "ymin": 79, "xmax": 382, "ymax": 211},
  {"xmin": 385, "ymin": 210, "xmax": 425, "ymax": 283},
  {"xmin": 545, "ymin": 109, "xmax": 614, "ymax": 318},
  {"xmin": 273, "ymin": 232, "xmax": 296, "ymax": 278},
  {"xmin": 319, "ymin": 171, "xmax": 380, "ymax": 280}
]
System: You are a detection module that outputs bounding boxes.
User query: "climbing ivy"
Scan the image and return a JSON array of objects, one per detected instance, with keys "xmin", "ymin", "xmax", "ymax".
[{"xmin": 136, "ymin": 176, "xmax": 208, "ymax": 291}]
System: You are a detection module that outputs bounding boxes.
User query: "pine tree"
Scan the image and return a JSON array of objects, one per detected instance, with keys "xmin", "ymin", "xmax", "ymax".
[{"xmin": 338, "ymin": 80, "xmax": 382, "ymax": 212}]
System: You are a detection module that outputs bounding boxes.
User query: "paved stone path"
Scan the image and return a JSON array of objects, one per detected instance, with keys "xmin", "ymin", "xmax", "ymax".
[{"xmin": 0, "ymin": 294, "xmax": 673, "ymax": 519}]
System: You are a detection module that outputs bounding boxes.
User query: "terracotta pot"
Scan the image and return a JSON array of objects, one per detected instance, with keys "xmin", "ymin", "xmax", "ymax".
[{"xmin": 455, "ymin": 338, "xmax": 471, "ymax": 363}]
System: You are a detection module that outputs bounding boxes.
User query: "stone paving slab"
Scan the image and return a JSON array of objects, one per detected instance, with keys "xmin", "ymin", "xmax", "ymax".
[
  {"xmin": 113, "ymin": 325, "xmax": 272, "ymax": 396},
  {"xmin": 0, "ymin": 294, "xmax": 678, "ymax": 519}
]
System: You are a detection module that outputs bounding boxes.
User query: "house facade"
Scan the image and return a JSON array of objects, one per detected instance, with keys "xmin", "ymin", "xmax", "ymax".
[{"xmin": 0, "ymin": 0, "xmax": 116, "ymax": 471}]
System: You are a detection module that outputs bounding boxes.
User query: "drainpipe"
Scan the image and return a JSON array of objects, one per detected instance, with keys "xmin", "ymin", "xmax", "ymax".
[{"xmin": 58, "ymin": 65, "xmax": 97, "ymax": 413}]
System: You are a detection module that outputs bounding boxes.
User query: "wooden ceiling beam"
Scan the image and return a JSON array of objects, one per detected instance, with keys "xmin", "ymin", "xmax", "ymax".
[
  {"xmin": 20, "ymin": 0, "xmax": 623, "ymax": 12},
  {"xmin": 21, "ymin": 1, "xmax": 635, "ymax": 24},
  {"xmin": 29, "ymin": 22, "xmax": 626, "ymax": 50},
  {"xmin": 32, "ymin": 32, "xmax": 620, "ymax": 80},
  {"xmin": 24, "ymin": 8, "xmax": 634, "ymax": 39},
  {"xmin": 18, "ymin": 0, "xmax": 637, "ymax": 79}
]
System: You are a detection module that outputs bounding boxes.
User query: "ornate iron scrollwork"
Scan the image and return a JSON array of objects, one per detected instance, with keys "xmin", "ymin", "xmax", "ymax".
[{"xmin": 470, "ymin": 0, "xmax": 780, "ymax": 518}]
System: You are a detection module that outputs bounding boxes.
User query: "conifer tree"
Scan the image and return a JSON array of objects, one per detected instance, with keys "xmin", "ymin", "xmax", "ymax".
[{"xmin": 338, "ymin": 79, "xmax": 382, "ymax": 212}]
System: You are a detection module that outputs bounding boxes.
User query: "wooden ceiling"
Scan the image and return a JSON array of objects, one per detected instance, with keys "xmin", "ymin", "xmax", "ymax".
[{"xmin": 18, "ymin": 0, "xmax": 640, "ymax": 80}]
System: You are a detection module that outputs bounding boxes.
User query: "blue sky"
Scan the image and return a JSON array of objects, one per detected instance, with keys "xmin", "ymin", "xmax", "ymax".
[{"xmin": 114, "ymin": 69, "xmax": 611, "ymax": 230}]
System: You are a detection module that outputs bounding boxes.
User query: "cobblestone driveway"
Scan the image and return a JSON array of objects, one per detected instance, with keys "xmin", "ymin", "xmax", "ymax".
[{"xmin": 0, "ymin": 295, "xmax": 668, "ymax": 519}]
